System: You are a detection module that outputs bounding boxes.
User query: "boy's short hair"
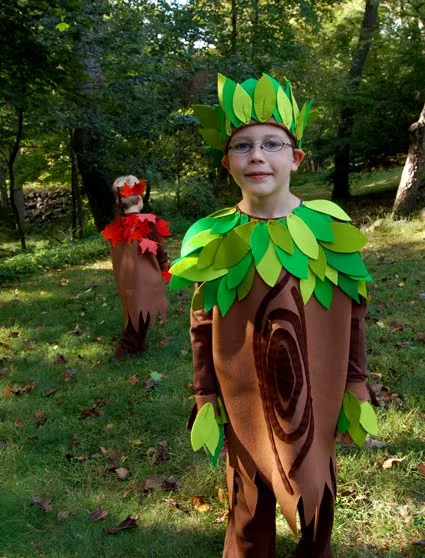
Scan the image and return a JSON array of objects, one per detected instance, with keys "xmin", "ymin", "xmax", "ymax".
[{"xmin": 113, "ymin": 175, "xmax": 142, "ymax": 210}]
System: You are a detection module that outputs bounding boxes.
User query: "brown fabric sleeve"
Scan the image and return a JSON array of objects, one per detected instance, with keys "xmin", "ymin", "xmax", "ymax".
[
  {"xmin": 190, "ymin": 307, "xmax": 219, "ymax": 413},
  {"xmin": 346, "ymin": 299, "xmax": 369, "ymax": 402},
  {"xmin": 148, "ymin": 222, "xmax": 169, "ymax": 267}
]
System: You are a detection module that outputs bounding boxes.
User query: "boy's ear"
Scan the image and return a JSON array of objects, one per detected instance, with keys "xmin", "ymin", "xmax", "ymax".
[
  {"xmin": 221, "ymin": 153, "xmax": 230, "ymax": 170},
  {"xmin": 291, "ymin": 149, "xmax": 304, "ymax": 171}
]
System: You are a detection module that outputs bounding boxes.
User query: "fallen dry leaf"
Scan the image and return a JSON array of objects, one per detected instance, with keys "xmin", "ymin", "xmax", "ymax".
[
  {"xmin": 144, "ymin": 476, "xmax": 159, "ymax": 492},
  {"xmin": 35, "ymin": 410, "xmax": 48, "ymax": 426},
  {"xmin": 128, "ymin": 374, "xmax": 141, "ymax": 385},
  {"xmin": 4, "ymin": 388, "xmax": 11, "ymax": 398},
  {"xmin": 382, "ymin": 456, "xmax": 406, "ymax": 469},
  {"xmin": 415, "ymin": 332, "xmax": 425, "ymax": 344},
  {"xmin": 213, "ymin": 510, "xmax": 229, "ymax": 524},
  {"xmin": 54, "ymin": 353, "xmax": 68, "ymax": 365},
  {"xmin": 8, "ymin": 331, "xmax": 20, "ymax": 338},
  {"xmin": 103, "ymin": 515, "xmax": 138, "ymax": 535},
  {"xmin": 68, "ymin": 325, "xmax": 81, "ymax": 335},
  {"xmin": 95, "ymin": 397, "xmax": 109, "ymax": 407},
  {"xmin": 395, "ymin": 341, "xmax": 412, "ymax": 348},
  {"xmin": 58, "ymin": 510, "xmax": 71, "ymax": 521},
  {"xmin": 42, "ymin": 388, "xmax": 57, "ymax": 397},
  {"xmin": 418, "ymin": 463, "xmax": 425, "ymax": 477},
  {"xmin": 161, "ymin": 476, "xmax": 178, "ymax": 491},
  {"xmin": 30, "ymin": 497, "xmax": 53, "ymax": 512},
  {"xmin": 14, "ymin": 419, "xmax": 24, "ymax": 426},
  {"xmin": 63, "ymin": 369, "xmax": 77, "ymax": 381},
  {"xmin": 100, "ymin": 447, "xmax": 120, "ymax": 459},
  {"xmin": 115, "ymin": 467, "xmax": 130, "ymax": 480},
  {"xmin": 89, "ymin": 507, "xmax": 109, "ymax": 521},
  {"xmin": 11, "ymin": 381, "xmax": 37, "ymax": 395},
  {"xmin": 192, "ymin": 496, "xmax": 211, "ymax": 513},
  {"xmin": 390, "ymin": 321, "xmax": 405, "ymax": 331},
  {"xmin": 78, "ymin": 407, "xmax": 101, "ymax": 419}
]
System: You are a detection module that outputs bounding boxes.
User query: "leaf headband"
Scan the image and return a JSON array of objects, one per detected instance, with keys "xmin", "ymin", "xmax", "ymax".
[
  {"xmin": 192, "ymin": 73, "xmax": 317, "ymax": 152},
  {"xmin": 115, "ymin": 179, "xmax": 146, "ymax": 199}
]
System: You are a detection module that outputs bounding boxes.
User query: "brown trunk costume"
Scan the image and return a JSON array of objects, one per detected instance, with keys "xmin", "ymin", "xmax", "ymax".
[
  {"xmin": 190, "ymin": 270, "xmax": 368, "ymax": 557},
  {"xmin": 103, "ymin": 217, "xmax": 169, "ymax": 357}
]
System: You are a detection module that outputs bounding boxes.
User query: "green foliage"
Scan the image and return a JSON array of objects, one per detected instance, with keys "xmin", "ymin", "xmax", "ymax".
[{"xmin": 176, "ymin": 177, "xmax": 220, "ymax": 220}]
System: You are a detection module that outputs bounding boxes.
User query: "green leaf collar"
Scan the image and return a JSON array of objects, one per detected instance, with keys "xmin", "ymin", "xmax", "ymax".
[{"xmin": 170, "ymin": 200, "xmax": 372, "ymax": 317}]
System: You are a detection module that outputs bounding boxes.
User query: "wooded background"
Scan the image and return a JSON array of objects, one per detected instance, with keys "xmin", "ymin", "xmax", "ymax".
[{"xmin": 1, "ymin": 0, "xmax": 424, "ymax": 249}]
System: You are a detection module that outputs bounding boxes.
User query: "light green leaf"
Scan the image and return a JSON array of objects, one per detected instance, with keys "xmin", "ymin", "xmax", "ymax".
[
  {"xmin": 358, "ymin": 280, "xmax": 368, "ymax": 299},
  {"xmin": 309, "ymin": 245, "xmax": 327, "ymax": 280},
  {"xmin": 295, "ymin": 102, "xmax": 307, "ymax": 140},
  {"xmin": 360, "ymin": 401, "xmax": 379, "ymax": 436},
  {"xmin": 217, "ymin": 73, "xmax": 226, "ymax": 109},
  {"xmin": 233, "ymin": 84, "xmax": 252, "ymax": 124},
  {"xmin": 303, "ymin": 200, "xmax": 351, "ymax": 222},
  {"xmin": 198, "ymin": 238, "xmax": 222, "ymax": 269},
  {"xmin": 185, "ymin": 229, "xmax": 219, "ymax": 250},
  {"xmin": 294, "ymin": 205, "xmax": 334, "ymax": 242},
  {"xmin": 256, "ymin": 242, "xmax": 282, "ymax": 287},
  {"xmin": 322, "ymin": 223, "xmax": 368, "ymax": 253},
  {"xmin": 300, "ymin": 267, "xmax": 316, "ymax": 304},
  {"xmin": 287, "ymin": 214, "xmax": 319, "ymax": 259},
  {"xmin": 56, "ymin": 21, "xmax": 70, "ymax": 32},
  {"xmin": 254, "ymin": 75, "xmax": 276, "ymax": 122},
  {"xmin": 208, "ymin": 207, "xmax": 237, "ymax": 218},
  {"xmin": 192, "ymin": 283, "xmax": 205, "ymax": 311},
  {"xmin": 268, "ymin": 220, "xmax": 293, "ymax": 254},
  {"xmin": 214, "ymin": 227, "xmax": 251, "ymax": 269},
  {"xmin": 191, "ymin": 403, "xmax": 219, "ymax": 452},
  {"xmin": 170, "ymin": 256, "xmax": 227, "ymax": 282},
  {"xmin": 200, "ymin": 129, "xmax": 223, "ymax": 150},
  {"xmin": 348, "ymin": 422, "xmax": 368, "ymax": 447},
  {"xmin": 182, "ymin": 217, "xmax": 216, "ymax": 249},
  {"xmin": 343, "ymin": 391, "xmax": 361, "ymax": 425},
  {"xmin": 325, "ymin": 265, "xmax": 338, "ymax": 286},
  {"xmin": 276, "ymin": 87, "xmax": 293, "ymax": 129}
]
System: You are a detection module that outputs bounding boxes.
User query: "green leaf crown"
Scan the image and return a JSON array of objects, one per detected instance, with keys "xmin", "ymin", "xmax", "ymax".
[{"xmin": 192, "ymin": 73, "xmax": 316, "ymax": 151}]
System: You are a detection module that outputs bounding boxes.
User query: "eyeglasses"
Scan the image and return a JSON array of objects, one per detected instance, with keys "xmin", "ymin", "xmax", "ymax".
[{"xmin": 228, "ymin": 139, "xmax": 293, "ymax": 154}]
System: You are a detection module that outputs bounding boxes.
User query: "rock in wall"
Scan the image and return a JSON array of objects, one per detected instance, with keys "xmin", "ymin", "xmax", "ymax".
[{"xmin": 24, "ymin": 188, "xmax": 73, "ymax": 223}]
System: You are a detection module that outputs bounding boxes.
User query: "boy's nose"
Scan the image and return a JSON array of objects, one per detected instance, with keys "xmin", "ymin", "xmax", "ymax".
[{"xmin": 249, "ymin": 144, "xmax": 265, "ymax": 161}]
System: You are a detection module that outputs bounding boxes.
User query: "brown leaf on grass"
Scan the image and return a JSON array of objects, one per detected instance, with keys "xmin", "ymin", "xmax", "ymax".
[
  {"xmin": 415, "ymin": 332, "xmax": 425, "ymax": 344},
  {"xmin": 78, "ymin": 407, "xmax": 101, "ymax": 419},
  {"xmin": 4, "ymin": 388, "xmax": 11, "ymax": 398},
  {"xmin": 390, "ymin": 321, "xmax": 405, "ymax": 332},
  {"xmin": 68, "ymin": 325, "xmax": 81, "ymax": 335},
  {"xmin": 54, "ymin": 353, "xmax": 68, "ymax": 365},
  {"xmin": 30, "ymin": 497, "xmax": 53, "ymax": 512},
  {"xmin": 100, "ymin": 447, "xmax": 120, "ymax": 459},
  {"xmin": 95, "ymin": 397, "xmax": 110, "ymax": 407},
  {"xmin": 159, "ymin": 337, "xmax": 170, "ymax": 346},
  {"xmin": 104, "ymin": 515, "xmax": 138, "ymax": 535},
  {"xmin": 42, "ymin": 388, "xmax": 57, "ymax": 397},
  {"xmin": 89, "ymin": 507, "xmax": 109, "ymax": 521},
  {"xmin": 11, "ymin": 381, "xmax": 37, "ymax": 395},
  {"xmin": 0, "ymin": 368, "xmax": 10, "ymax": 377},
  {"xmin": 213, "ymin": 510, "xmax": 229, "ymax": 524},
  {"xmin": 128, "ymin": 374, "xmax": 141, "ymax": 385},
  {"xmin": 144, "ymin": 476, "xmax": 159, "ymax": 492},
  {"xmin": 122, "ymin": 476, "xmax": 159, "ymax": 498},
  {"xmin": 35, "ymin": 410, "xmax": 48, "ymax": 426},
  {"xmin": 418, "ymin": 463, "xmax": 425, "ymax": 477},
  {"xmin": 161, "ymin": 476, "xmax": 178, "ymax": 491},
  {"xmin": 146, "ymin": 440, "xmax": 170, "ymax": 464},
  {"xmin": 192, "ymin": 496, "xmax": 211, "ymax": 513},
  {"xmin": 395, "ymin": 341, "xmax": 412, "ymax": 348},
  {"xmin": 8, "ymin": 331, "xmax": 20, "ymax": 338},
  {"xmin": 412, "ymin": 539, "xmax": 425, "ymax": 546},
  {"xmin": 122, "ymin": 482, "xmax": 144, "ymax": 498},
  {"xmin": 382, "ymin": 456, "xmax": 406, "ymax": 469},
  {"xmin": 58, "ymin": 511, "xmax": 71, "ymax": 521},
  {"xmin": 14, "ymin": 419, "xmax": 24, "ymax": 426},
  {"xmin": 63, "ymin": 369, "xmax": 77, "ymax": 381},
  {"xmin": 115, "ymin": 467, "xmax": 130, "ymax": 480}
]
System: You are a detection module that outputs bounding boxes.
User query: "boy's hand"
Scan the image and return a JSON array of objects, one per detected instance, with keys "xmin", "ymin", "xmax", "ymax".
[{"xmin": 336, "ymin": 431, "xmax": 353, "ymax": 445}]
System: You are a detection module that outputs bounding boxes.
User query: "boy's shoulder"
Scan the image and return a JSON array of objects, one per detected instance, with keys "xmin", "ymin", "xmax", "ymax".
[{"xmin": 170, "ymin": 200, "xmax": 371, "ymax": 316}]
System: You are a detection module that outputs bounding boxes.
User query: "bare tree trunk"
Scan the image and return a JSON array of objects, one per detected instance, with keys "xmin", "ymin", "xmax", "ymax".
[
  {"xmin": 332, "ymin": 0, "xmax": 380, "ymax": 200},
  {"xmin": 392, "ymin": 103, "xmax": 425, "ymax": 218},
  {"xmin": 231, "ymin": 0, "xmax": 237, "ymax": 55},
  {"xmin": 8, "ymin": 108, "xmax": 26, "ymax": 251},
  {"xmin": 70, "ymin": 129, "xmax": 83, "ymax": 239}
]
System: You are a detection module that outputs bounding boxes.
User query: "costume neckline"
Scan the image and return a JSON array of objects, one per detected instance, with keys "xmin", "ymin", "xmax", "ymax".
[{"xmin": 235, "ymin": 198, "xmax": 303, "ymax": 221}]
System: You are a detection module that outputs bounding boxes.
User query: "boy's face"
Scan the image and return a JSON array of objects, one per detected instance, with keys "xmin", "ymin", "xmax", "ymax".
[{"xmin": 224, "ymin": 124, "xmax": 304, "ymax": 201}]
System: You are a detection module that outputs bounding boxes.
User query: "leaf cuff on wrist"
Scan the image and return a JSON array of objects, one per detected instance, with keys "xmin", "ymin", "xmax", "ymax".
[
  {"xmin": 337, "ymin": 390, "xmax": 378, "ymax": 447},
  {"xmin": 190, "ymin": 397, "xmax": 228, "ymax": 467}
]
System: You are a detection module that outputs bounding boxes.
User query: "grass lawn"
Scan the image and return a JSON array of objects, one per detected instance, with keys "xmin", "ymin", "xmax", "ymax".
[{"xmin": 0, "ymin": 170, "xmax": 424, "ymax": 557}]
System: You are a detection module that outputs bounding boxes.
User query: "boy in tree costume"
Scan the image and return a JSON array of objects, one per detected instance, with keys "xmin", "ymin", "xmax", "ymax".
[
  {"xmin": 101, "ymin": 175, "xmax": 171, "ymax": 359},
  {"xmin": 170, "ymin": 75, "xmax": 378, "ymax": 557}
]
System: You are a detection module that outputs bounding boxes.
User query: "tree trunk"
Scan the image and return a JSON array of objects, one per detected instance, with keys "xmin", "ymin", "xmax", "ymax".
[
  {"xmin": 8, "ymin": 108, "xmax": 26, "ymax": 251},
  {"xmin": 0, "ymin": 164, "xmax": 8, "ymax": 207},
  {"xmin": 392, "ymin": 103, "xmax": 425, "ymax": 218},
  {"xmin": 230, "ymin": 0, "xmax": 237, "ymax": 55},
  {"xmin": 70, "ymin": 129, "xmax": 83, "ymax": 239},
  {"xmin": 332, "ymin": 0, "xmax": 380, "ymax": 200}
]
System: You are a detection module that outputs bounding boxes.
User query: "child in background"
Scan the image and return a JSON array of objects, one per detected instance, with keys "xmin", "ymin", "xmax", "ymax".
[
  {"xmin": 101, "ymin": 175, "xmax": 171, "ymax": 360},
  {"xmin": 170, "ymin": 74, "xmax": 378, "ymax": 557}
]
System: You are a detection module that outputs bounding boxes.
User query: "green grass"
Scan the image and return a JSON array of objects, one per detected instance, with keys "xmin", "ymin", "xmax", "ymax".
[{"xmin": 0, "ymin": 171, "xmax": 424, "ymax": 557}]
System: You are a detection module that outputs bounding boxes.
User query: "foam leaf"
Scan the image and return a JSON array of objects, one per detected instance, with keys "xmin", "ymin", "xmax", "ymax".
[
  {"xmin": 287, "ymin": 214, "xmax": 319, "ymax": 259},
  {"xmin": 233, "ymin": 83, "xmax": 252, "ymax": 124},
  {"xmin": 256, "ymin": 241, "xmax": 282, "ymax": 287},
  {"xmin": 250, "ymin": 221, "xmax": 270, "ymax": 264},
  {"xmin": 337, "ymin": 406, "xmax": 350, "ymax": 434},
  {"xmin": 185, "ymin": 229, "xmax": 219, "ymax": 250},
  {"xmin": 338, "ymin": 275, "xmax": 360, "ymax": 302},
  {"xmin": 268, "ymin": 220, "xmax": 293, "ymax": 254},
  {"xmin": 300, "ymin": 267, "xmax": 316, "ymax": 304},
  {"xmin": 192, "ymin": 283, "xmax": 205, "ymax": 311},
  {"xmin": 276, "ymin": 87, "xmax": 293, "ymax": 129},
  {"xmin": 209, "ymin": 207, "xmax": 236, "ymax": 218},
  {"xmin": 287, "ymin": 81, "xmax": 299, "ymax": 124},
  {"xmin": 348, "ymin": 422, "xmax": 368, "ymax": 447},
  {"xmin": 313, "ymin": 277, "xmax": 333, "ymax": 309},
  {"xmin": 254, "ymin": 75, "xmax": 276, "ymax": 122},
  {"xmin": 294, "ymin": 205, "xmax": 334, "ymax": 242},
  {"xmin": 171, "ymin": 256, "xmax": 227, "ymax": 282},
  {"xmin": 222, "ymin": 77, "xmax": 242, "ymax": 127},
  {"xmin": 191, "ymin": 403, "xmax": 219, "ymax": 452},
  {"xmin": 211, "ymin": 213, "xmax": 240, "ymax": 235},
  {"xmin": 182, "ymin": 217, "xmax": 216, "ymax": 249},
  {"xmin": 217, "ymin": 276, "xmax": 236, "ymax": 316},
  {"xmin": 322, "ymin": 223, "xmax": 368, "ymax": 253},
  {"xmin": 237, "ymin": 261, "xmax": 255, "ymax": 301},
  {"xmin": 323, "ymin": 249, "xmax": 368, "ymax": 277},
  {"xmin": 295, "ymin": 102, "xmax": 308, "ymax": 141},
  {"xmin": 308, "ymin": 245, "xmax": 327, "ymax": 280},
  {"xmin": 360, "ymin": 401, "xmax": 379, "ymax": 436},
  {"xmin": 343, "ymin": 391, "xmax": 361, "ymax": 425},
  {"xmin": 204, "ymin": 277, "xmax": 221, "ymax": 312},
  {"xmin": 214, "ymin": 228, "xmax": 250, "ymax": 269},
  {"xmin": 325, "ymin": 264, "xmax": 338, "ymax": 286},
  {"xmin": 303, "ymin": 200, "xmax": 351, "ymax": 222},
  {"xmin": 199, "ymin": 129, "xmax": 223, "ymax": 150},
  {"xmin": 192, "ymin": 105, "xmax": 221, "ymax": 130},
  {"xmin": 198, "ymin": 238, "xmax": 222, "ymax": 269},
  {"xmin": 205, "ymin": 424, "xmax": 224, "ymax": 467},
  {"xmin": 358, "ymin": 280, "xmax": 368, "ymax": 299},
  {"xmin": 227, "ymin": 252, "xmax": 253, "ymax": 289},
  {"xmin": 217, "ymin": 73, "xmax": 226, "ymax": 109},
  {"xmin": 169, "ymin": 274, "xmax": 193, "ymax": 291},
  {"xmin": 275, "ymin": 244, "xmax": 309, "ymax": 279}
]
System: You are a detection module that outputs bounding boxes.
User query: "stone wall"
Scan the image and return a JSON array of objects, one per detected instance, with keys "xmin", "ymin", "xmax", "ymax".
[{"xmin": 24, "ymin": 188, "xmax": 73, "ymax": 223}]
